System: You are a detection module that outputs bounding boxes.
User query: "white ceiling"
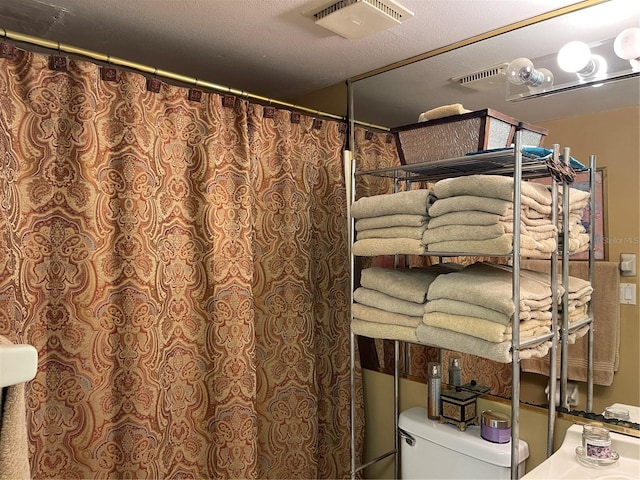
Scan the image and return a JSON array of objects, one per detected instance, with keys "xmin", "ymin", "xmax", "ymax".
[{"xmin": 1, "ymin": 0, "xmax": 639, "ymax": 126}]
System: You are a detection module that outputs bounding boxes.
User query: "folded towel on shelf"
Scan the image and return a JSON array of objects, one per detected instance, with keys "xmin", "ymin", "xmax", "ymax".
[
  {"xmin": 418, "ymin": 103, "xmax": 470, "ymax": 122},
  {"xmin": 424, "ymin": 298, "xmax": 552, "ymax": 325},
  {"xmin": 425, "ymin": 234, "xmax": 556, "ymax": 258},
  {"xmin": 429, "ymin": 195, "xmax": 549, "ymax": 219},
  {"xmin": 0, "ymin": 336, "xmax": 31, "ymax": 480},
  {"xmin": 352, "ymin": 237, "xmax": 427, "ymax": 256},
  {"xmin": 360, "ymin": 265, "xmax": 458, "ymax": 304},
  {"xmin": 520, "ymin": 260, "xmax": 620, "ymax": 386},
  {"xmin": 357, "ymin": 224, "xmax": 428, "ymax": 240},
  {"xmin": 422, "ymin": 222, "xmax": 557, "ymax": 243},
  {"xmin": 351, "ymin": 189, "xmax": 435, "ymax": 219},
  {"xmin": 354, "ymin": 287, "xmax": 426, "ymax": 317},
  {"xmin": 352, "ymin": 303, "xmax": 422, "ymax": 328},
  {"xmin": 427, "ymin": 262, "xmax": 553, "ymax": 316},
  {"xmin": 415, "ymin": 323, "xmax": 552, "ymax": 363},
  {"xmin": 423, "ymin": 223, "xmax": 507, "ymax": 243},
  {"xmin": 433, "ymin": 175, "xmax": 553, "ymax": 211},
  {"xmin": 351, "ymin": 318, "xmax": 418, "ymax": 343},
  {"xmin": 356, "ymin": 214, "xmax": 428, "ymax": 231},
  {"xmin": 422, "ymin": 311, "xmax": 551, "ymax": 343},
  {"xmin": 427, "ymin": 210, "xmax": 552, "ymax": 228}
]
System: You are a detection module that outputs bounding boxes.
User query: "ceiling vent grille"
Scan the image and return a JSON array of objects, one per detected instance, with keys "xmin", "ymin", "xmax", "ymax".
[
  {"xmin": 307, "ymin": 0, "xmax": 414, "ymax": 40},
  {"xmin": 451, "ymin": 63, "xmax": 509, "ymax": 91}
]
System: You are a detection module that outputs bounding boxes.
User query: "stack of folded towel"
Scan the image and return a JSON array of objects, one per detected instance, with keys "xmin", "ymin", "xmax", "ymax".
[
  {"xmin": 351, "ymin": 264, "xmax": 459, "ymax": 342},
  {"xmin": 520, "ymin": 259, "xmax": 593, "ymax": 343},
  {"xmin": 556, "ymin": 186, "xmax": 591, "ymax": 254},
  {"xmin": 424, "ymin": 175, "xmax": 557, "ymax": 258},
  {"xmin": 351, "ymin": 189, "xmax": 435, "ymax": 256},
  {"xmin": 416, "ymin": 262, "xmax": 556, "ymax": 363}
]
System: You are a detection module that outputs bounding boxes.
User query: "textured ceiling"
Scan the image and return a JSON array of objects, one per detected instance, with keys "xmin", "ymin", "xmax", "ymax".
[
  {"xmin": 1, "ymin": 0, "xmax": 584, "ymax": 99},
  {"xmin": 1, "ymin": 0, "xmax": 639, "ymax": 126}
]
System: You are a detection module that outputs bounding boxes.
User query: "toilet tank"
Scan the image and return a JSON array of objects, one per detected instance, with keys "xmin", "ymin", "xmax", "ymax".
[{"xmin": 399, "ymin": 407, "xmax": 529, "ymax": 479}]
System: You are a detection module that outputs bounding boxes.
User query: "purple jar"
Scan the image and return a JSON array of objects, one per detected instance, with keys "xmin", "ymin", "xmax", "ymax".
[{"xmin": 481, "ymin": 410, "xmax": 511, "ymax": 444}]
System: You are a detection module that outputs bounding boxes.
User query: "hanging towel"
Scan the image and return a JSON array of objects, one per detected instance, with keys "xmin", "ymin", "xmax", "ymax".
[
  {"xmin": 520, "ymin": 260, "xmax": 620, "ymax": 386},
  {"xmin": 0, "ymin": 336, "xmax": 31, "ymax": 480}
]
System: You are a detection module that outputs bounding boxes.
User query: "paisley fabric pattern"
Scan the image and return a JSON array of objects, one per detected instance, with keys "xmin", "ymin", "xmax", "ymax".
[{"xmin": 0, "ymin": 48, "xmax": 359, "ymax": 479}]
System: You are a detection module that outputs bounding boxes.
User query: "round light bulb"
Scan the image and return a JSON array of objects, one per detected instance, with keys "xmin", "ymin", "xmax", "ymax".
[
  {"xmin": 614, "ymin": 27, "xmax": 640, "ymax": 61},
  {"xmin": 506, "ymin": 57, "xmax": 534, "ymax": 85},
  {"xmin": 536, "ymin": 68, "xmax": 554, "ymax": 90},
  {"xmin": 557, "ymin": 41, "xmax": 591, "ymax": 73}
]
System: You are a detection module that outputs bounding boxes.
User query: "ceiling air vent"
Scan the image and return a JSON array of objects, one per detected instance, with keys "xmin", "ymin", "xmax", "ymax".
[
  {"xmin": 451, "ymin": 63, "xmax": 509, "ymax": 91},
  {"xmin": 306, "ymin": 0, "xmax": 414, "ymax": 40}
]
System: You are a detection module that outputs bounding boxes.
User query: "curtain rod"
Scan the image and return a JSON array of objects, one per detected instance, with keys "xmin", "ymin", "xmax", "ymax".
[{"xmin": 1, "ymin": 26, "xmax": 361, "ymax": 125}]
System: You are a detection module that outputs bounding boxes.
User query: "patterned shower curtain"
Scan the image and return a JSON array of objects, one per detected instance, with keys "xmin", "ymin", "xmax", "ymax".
[{"xmin": 0, "ymin": 47, "xmax": 361, "ymax": 479}]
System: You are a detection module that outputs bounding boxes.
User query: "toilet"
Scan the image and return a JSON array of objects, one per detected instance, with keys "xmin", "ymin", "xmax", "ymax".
[{"xmin": 399, "ymin": 406, "xmax": 529, "ymax": 479}]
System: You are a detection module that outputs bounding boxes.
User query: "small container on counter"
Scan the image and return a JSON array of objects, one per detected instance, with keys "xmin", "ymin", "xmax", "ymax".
[
  {"xmin": 448, "ymin": 356, "xmax": 462, "ymax": 387},
  {"xmin": 582, "ymin": 424, "xmax": 612, "ymax": 459},
  {"xmin": 480, "ymin": 410, "xmax": 511, "ymax": 444},
  {"xmin": 427, "ymin": 362, "xmax": 442, "ymax": 420}
]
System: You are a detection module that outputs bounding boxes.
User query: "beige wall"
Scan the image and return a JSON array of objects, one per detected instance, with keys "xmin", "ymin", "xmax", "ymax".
[{"xmin": 359, "ymin": 106, "xmax": 640, "ymax": 478}]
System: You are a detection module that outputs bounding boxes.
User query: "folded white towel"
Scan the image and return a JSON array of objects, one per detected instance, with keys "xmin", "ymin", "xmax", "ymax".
[
  {"xmin": 357, "ymin": 224, "xmax": 428, "ymax": 240},
  {"xmin": 427, "ymin": 210, "xmax": 552, "ymax": 229},
  {"xmin": 422, "ymin": 311, "xmax": 551, "ymax": 343},
  {"xmin": 425, "ymin": 234, "xmax": 556, "ymax": 258},
  {"xmin": 415, "ymin": 324, "xmax": 551, "ymax": 363},
  {"xmin": 433, "ymin": 175, "xmax": 553, "ymax": 209},
  {"xmin": 354, "ymin": 287, "xmax": 426, "ymax": 317},
  {"xmin": 429, "ymin": 195, "xmax": 548, "ymax": 219},
  {"xmin": 427, "ymin": 262, "xmax": 553, "ymax": 317},
  {"xmin": 352, "ymin": 237, "xmax": 427, "ymax": 256},
  {"xmin": 360, "ymin": 265, "xmax": 457, "ymax": 304},
  {"xmin": 351, "ymin": 318, "xmax": 418, "ymax": 343},
  {"xmin": 424, "ymin": 298, "xmax": 552, "ymax": 325},
  {"xmin": 356, "ymin": 214, "xmax": 428, "ymax": 231},
  {"xmin": 351, "ymin": 189, "xmax": 435, "ymax": 219}
]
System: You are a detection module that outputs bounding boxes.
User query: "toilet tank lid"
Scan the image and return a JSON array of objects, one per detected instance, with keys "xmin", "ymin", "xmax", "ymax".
[{"xmin": 399, "ymin": 407, "xmax": 529, "ymax": 468}]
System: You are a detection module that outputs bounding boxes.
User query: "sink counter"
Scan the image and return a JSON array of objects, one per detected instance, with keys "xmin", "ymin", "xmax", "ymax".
[{"xmin": 523, "ymin": 423, "xmax": 640, "ymax": 480}]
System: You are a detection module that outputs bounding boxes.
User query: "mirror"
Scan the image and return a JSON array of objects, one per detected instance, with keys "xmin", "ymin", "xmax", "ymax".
[
  {"xmin": 349, "ymin": 0, "xmax": 639, "ymax": 429},
  {"xmin": 351, "ymin": 0, "xmax": 639, "ymax": 129}
]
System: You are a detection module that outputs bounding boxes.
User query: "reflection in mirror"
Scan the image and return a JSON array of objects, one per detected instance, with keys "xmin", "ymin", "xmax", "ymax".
[
  {"xmin": 349, "ymin": 0, "xmax": 639, "ymax": 430},
  {"xmin": 352, "ymin": 0, "xmax": 639, "ymax": 128}
]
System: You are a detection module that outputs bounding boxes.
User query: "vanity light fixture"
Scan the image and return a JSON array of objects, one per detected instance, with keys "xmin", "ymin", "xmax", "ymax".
[
  {"xmin": 506, "ymin": 57, "xmax": 554, "ymax": 90},
  {"xmin": 557, "ymin": 41, "xmax": 608, "ymax": 82},
  {"xmin": 614, "ymin": 27, "xmax": 640, "ymax": 72}
]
